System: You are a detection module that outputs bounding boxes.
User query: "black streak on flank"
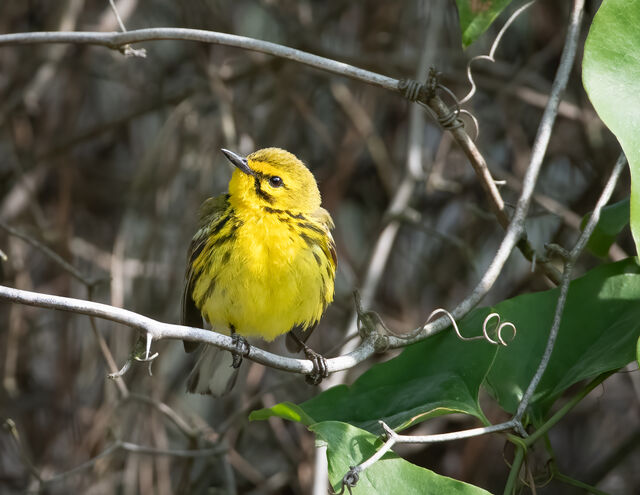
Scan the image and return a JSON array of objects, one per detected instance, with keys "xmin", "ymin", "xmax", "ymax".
[
  {"xmin": 254, "ymin": 176, "xmax": 274, "ymax": 204},
  {"xmin": 220, "ymin": 250, "xmax": 231, "ymax": 266},
  {"xmin": 297, "ymin": 221, "xmax": 325, "ymax": 235},
  {"xmin": 212, "ymin": 223, "xmax": 240, "ymax": 249},
  {"xmin": 320, "ymin": 274, "xmax": 328, "ymax": 308},
  {"xmin": 210, "ymin": 213, "xmax": 232, "ymax": 237},
  {"xmin": 286, "ymin": 211, "xmax": 306, "ymax": 220},
  {"xmin": 264, "ymin": 206, "xmax": 282, "ymax": 214},
  {"xmin": 313, "ymin": 252, "xmax": 322, "ymax": 266},
  {"xmin": 300, "ymin": 232, "xmax": 317, "ymax": 248},
  {"xmin": 203, "ymin": 276, "xmax": 217, "ymax": 301}
]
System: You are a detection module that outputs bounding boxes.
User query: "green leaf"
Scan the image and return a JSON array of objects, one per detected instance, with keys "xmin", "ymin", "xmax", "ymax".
[
  {"xmin": 484, "ymin": 258, "xmax": 640, "ymax": 418},
  {"xmin": 312, "ymin": 421, "xmax": 492, "ymax": 495},
  {"xmin": 455, "ymin": 0, "xmax": 514, "ymax": 47},
  {"xmin": 582, "ymin": 198, "xmax": 630, "ymax": 257},
  {"xmin": 253, "ymin": 323, "xmax": 498, "ymax": 433},
  {"xmin": 248, "ymin": 401, "xmax": 315, "ymax": 425},
  {"xmin": 583, "ymin": 0, "xmax": 640, "ymax": 256}
]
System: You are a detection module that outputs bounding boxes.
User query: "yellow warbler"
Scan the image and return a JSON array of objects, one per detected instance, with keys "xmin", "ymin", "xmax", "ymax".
[{"xmin": 182, "ymin": 148, "xmax": 336, "ymax": 395}]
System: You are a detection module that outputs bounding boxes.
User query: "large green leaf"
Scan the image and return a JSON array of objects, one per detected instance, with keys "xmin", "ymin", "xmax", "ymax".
[
  {"xmin": 455, "ymin": 0, "xmax": 514, "ymax": 47},
  {"xmin": 484, "ymin": 258, "xmax": 640, "ymax": 417},
  {"xmin": 312, "ymin": 421, "xmax": 492, "ymax": 495},
  {"xmin": 252, "ymin": 319, "xmax": 498, "ymax": 433},
  {"xmin": 583, "ymin": 0, "xmax": 640, "ymax": 256},
  {"xmin": 582, "ymin": 198, "xmax": 630, "ymax": 257}
]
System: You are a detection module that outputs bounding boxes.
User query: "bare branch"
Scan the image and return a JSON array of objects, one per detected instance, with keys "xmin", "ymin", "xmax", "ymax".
[
  {"xmin": 0, "ymin": 284, "xmax": 377, "ymax": 376},
  {"xmin": 0, "ymin": 28, "xmax": 398, "ymax": 92}
]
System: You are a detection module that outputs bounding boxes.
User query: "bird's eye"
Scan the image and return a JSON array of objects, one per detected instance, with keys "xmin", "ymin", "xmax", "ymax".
[{"xmin": 269, "ymin": 176, "xmax": 283, "ymax": 188}]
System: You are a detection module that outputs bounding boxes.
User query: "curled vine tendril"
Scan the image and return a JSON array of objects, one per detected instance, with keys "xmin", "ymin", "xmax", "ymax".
[
  {"xmin": 459, "ymin": 1, "xmax": 536, "ymax": 105},
  {"xmin": 426, "ymin": 308, "xmax": 516, "ymax": 346},
  {"xmin": 399, "ymin": 68, "xmax": 479, "ymax": 139}
]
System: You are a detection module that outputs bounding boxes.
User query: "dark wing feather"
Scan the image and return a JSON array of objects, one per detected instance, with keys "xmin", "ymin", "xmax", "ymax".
[
  {"xmin": 181, "ymin": 237, "xmax": 206, "ymax": 352},
  {"xmin": 181, "ymin": 194, "xmax": 230, "ymax": 353},
  {"xmin": 286, "ymin": 323, "xmax": 318, "ymax": 352}
]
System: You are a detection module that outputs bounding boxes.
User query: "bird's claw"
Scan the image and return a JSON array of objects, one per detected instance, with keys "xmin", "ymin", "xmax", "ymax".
[
  {"xmin": 231, "ymin": 333, "xmax": 250, "ymax": 369},
  {"xmin": 304, "ymin": 348, "xmax": 329, "ymax": 385}
]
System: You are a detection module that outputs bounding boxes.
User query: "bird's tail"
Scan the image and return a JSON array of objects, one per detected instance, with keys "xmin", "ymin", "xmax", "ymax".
[{"xmin": 186, "ymin": 345, "xmax": 239, "ymax": 396}]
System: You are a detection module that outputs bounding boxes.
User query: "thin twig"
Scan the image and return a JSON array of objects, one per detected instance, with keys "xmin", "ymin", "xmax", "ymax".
[
  {"xmin": 105, "ymin": 0, "xmax": 146, "ymax": 57},
  {"xmin": 3, "ymin": 419, "xmax": 43, "ymax": 483},
  {"xmin": 524, "ymin": 370, "xmax": 617, "ymax": 447},
  {"xmin": 340, "ymin": 419, "xmax": 519, "ymax": 492},
  {"xmin": 0, "ymin": 28, "xmax": 398, "ymax": 92},
  {"xmin": 122, "ymin": 393, "xmax": 200, "ymax": 440},
  {"xmin": 514, "ymin": 152, "xmax": 626, "ymax": 422},
  {"xmin": 90, "ymin": 316, "xmax": 129, "ymax": 396},
  {"xmin": 0, "ymin": 220, "xmax": 128, "ymax": 394},
  {"xmin": 41, "ymin": 440, "xmax": 226, "ymax": 486},
  {"xmin": 107, "ymin": 0, "xmax": 127, "ymax": 33},
  {"xmin": 389, "ymin": 420, "xmax": 518, "ymax": 444},
  {"xmin": 0, "ymin": 220, "xmax": 100, "ymax": 287}
]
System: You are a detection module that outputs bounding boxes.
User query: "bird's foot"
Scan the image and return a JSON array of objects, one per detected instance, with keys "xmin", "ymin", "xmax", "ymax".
[
  {"xmin": 231, "ymin": 332, "xmax": 250, "ymax": 369},
  {"xmin": 303, "ymin": 347, "xmax": 329, "ymax": 385}
]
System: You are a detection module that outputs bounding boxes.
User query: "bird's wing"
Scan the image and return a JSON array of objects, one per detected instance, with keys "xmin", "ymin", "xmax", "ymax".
[
  {"xmin": 286, "ymin": 206, "xmax": 336, "ymax": 353},
  {"xmin": 181, "ymin": 194, "xmax": 230, "ymax": 353},
  {"xmin": 313, "ymin": 206, "xmax": 337, "ymax": 267}
]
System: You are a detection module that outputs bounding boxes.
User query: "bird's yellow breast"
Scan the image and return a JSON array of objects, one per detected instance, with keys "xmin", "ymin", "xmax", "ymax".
[{"xmin": 191, "ymin": 205, "xmax": 334, "ymax": 341}]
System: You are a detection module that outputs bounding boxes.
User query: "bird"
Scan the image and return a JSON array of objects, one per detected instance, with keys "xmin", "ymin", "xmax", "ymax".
[{"xmin": 181, "ymin": 147, "xmax": 336, "ymax": 395}]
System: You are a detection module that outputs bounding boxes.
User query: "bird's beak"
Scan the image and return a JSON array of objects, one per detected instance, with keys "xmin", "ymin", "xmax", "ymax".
[{"xmin": 221, "ymin": 149, "xmax": 254, "ymax": 176}]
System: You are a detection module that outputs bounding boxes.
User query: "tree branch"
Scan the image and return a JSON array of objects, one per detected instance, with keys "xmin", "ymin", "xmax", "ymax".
[
  {"xmin": 0, "ymin": 283, "xmax": 377, "ymax": 376},
  {"xmin": 0, "ymin": 28, "xmax": 398, "ymax": 92}
]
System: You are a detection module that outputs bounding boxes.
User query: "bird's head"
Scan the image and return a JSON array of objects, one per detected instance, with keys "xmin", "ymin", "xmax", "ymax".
[{"xmin": 224, "ymin": 147, "xmax": 321, "ymax": 213}]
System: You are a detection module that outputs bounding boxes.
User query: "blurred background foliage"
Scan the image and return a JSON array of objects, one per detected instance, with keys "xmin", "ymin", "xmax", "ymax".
[{"xmin": 0, "ymin": 0, "xmax": 638, "ymax": 493}]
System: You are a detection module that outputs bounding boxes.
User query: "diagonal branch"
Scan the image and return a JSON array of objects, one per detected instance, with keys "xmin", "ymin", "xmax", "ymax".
[
  {"xmin": 386, "ymin": 0, "xmax": 586, "ymax": 348},
  {"xmin": 514, "ymin": 152, "xmax": 626, "ymax": 422}
]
